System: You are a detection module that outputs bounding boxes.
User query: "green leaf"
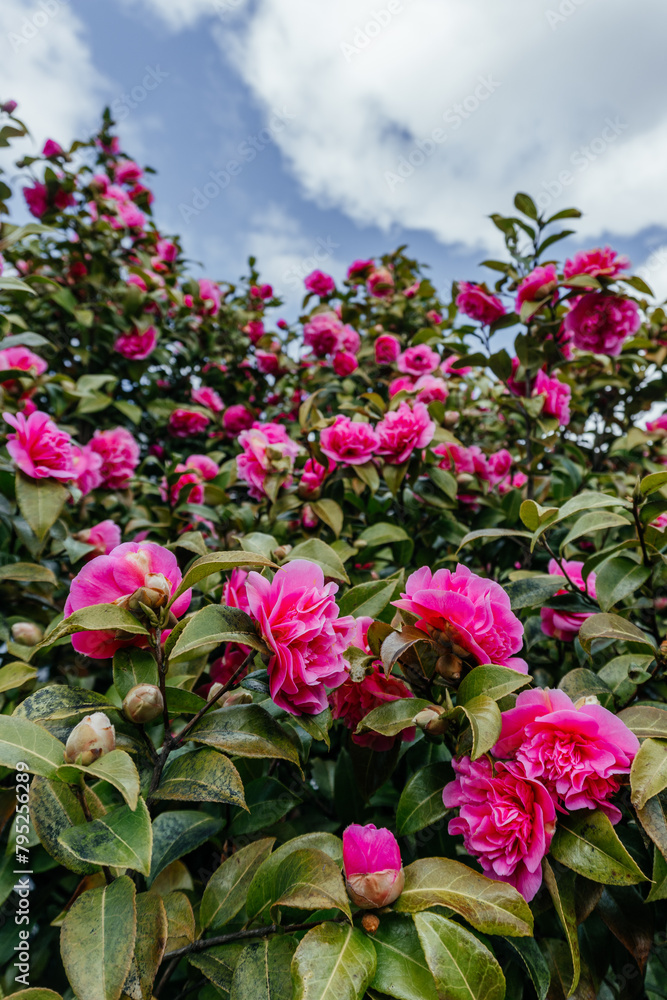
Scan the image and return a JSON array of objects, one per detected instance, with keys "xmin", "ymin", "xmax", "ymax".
[
  {"xmin": 230, "ymin": 777, "xmax": 300, "ymax": 836},
  {"xmin": 14, "ymin": 684, "xmax": 117, "ymax": 721},
  {"xmin": 514, "ymin": 192, "xmax": 538, "ymax": 219},
  {"xmin": 112, "ymin": 647, "xmax": 158, "ymax": 699},
  {"xmin": 59, "ymin": 798, "xmax": 153, "ymax": 875},
  {"xmin": 595, "ymin": 557, "xmax": 651, "ymax": 612},
  {"xmin": 415, "ymin": 911, "xmax": 506, "ymax": 1000},
  {"xmin": 15, "ymin": 472, "xmax": 68, "ymax": 539},
  {"xmin": 201, "ymin": 837, "xmax": 275, "ymax": 930},
  {"xmin": 451, "ymin": 695, "xmax": 502, "ymax": 760},
  {"xmin": 170, "ymin": 550, "xmax": 275, "ymax": 603},
  {"xmin": 394, "ymin": 857, "xmax": 533, "ymax": 935},
  {"xmin": 560, "ymin": 510, "xmax": 630, "ymax": 549},
  {"xmin": 0, "ymin": 715, "xmax": 64, "ymax": 775},
  {"xmin": 57, "ymin": 749, "xmax": 140, "ymax": 809},
  {"xmin": 542, "ymin": 860, "xmax": 580, "ymax": 995},
  {"xmin": 296, "ymin": 707, "xmax": 333, "ymax": 747},
  {"xmin": 30, "ymin": 776, "xmax": 106, "ymax": 874},
  {"xmin": 3, "ymin": 992, "xmax": 63, "ymax": 1000},
  {"xmin": 618, "ymin": 705, "xmax": 667, "ymax": 738},
  {"xmin": 353, "ymin": 461, "xmax": 380, "ymax": 493},
  {"xmin": 429, "ymin": 466, "xmax": 458, "ymax": 502},
  {"xmin": 122, "ymin": 892, "xmax": 168, "ymax": 1000},
  {"xmin": 310, "ymin": 499, "xmax": 344, "ymax": 537},
  {"xmin": 371, "ymin": 913, "xmax": 438, "ymax": 1000},
  {"xmin": 357, "ymin": 522, "xmax": 410, "ymax": 547},
  {"xmin": 168, "ymin": 604, "xmax": 265, "ymax": 662},
  {"xmin": 557, "ymin": 668, "xmax": 613, "ymax": 709},
  {"xmin": 31, "ymin": 604, "xmax": 149, "ymax": 653},
  {"xmin": 503, "ymin": 575, "xmax": 567, "ymax": 610},
  {"xmin": 153, "ymin": 747, "xmax": 246, "ymax": 807},
  {"xmin": 60, "ymin": 875, "xmax": 136, "ymax": 1000},
  {"xmin": 578, "ymin": 613, "xmax": 655, "ymax": 654},
  {"xmin": 285, "ymin": 538, "xmax": 350, "ymax": 583},
  {"xmin": 246, "ymin": 832, "xmax": 343, "ymax": 923},
  {"xmin": 0, "ymin": 660, "xmax": 37, "ymax": 692},
  {"xmin": 270, "ymin": 847, "xmax": 351, "ymax": 920},
  {"xmin": 639, "ymin": 471, "xmax": 667, "ymax": 495},
  {"xmin": 188, "ymin": 943, "xmax": 244, "ymax": 994},
  {"xmin": 636, "ymin": 793, "xmax": 667, "ymax": 858},
  {"xmin": 631, "ymin": 738, "xmax": 667, "ymax": 809},
  {"xmin": 148, "ymin": 810, "xmax": 223, "ymax": 887},
  {"xmin": 231, "ymin": 937, "xmax": 296, "ymax": 1000},
  {"xmin": 519, "ymin": 500, "xmax": 557, "ymax": 532},
  {"xmin": 0, "ymin": 561, "xmax": 57, "ymax": 585},
  {"xmin": 337, "ymin": 579, "xmax": 396, "ymax": 619},
  {"xmin": 456, "ymin": 528, "xmax": 531, "ymax": 553},
  {"xmin": 357, "ymin": 698, "xmax": 431, "ymax": 738},
  {"xmin": 500, "ymin": 938, "xmax": 550, "ymax": 1000},
  {"xmin": 457, "ymin": 665, "xmax": 531, "ymax": 705},
  {"xmin": 396, "ymin": 762, "xmax": 452, "ymax": 836},
  {"xmin": 550, "ymin": 809, "xmax": 649, "ymax": 884},
  {"xmin": 292, "ymin": 922, "xmax": 377, "ymax": 1000},
  {"xmin": 188, "ymin": 704, "xmax": 301, "ymax": 769}
]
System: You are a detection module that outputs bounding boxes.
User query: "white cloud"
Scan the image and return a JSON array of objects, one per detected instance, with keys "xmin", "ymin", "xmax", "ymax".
[
  {"xmin": 136, "ymin": 0, "xmax": 667, "ymax": 251},
  {"xmin": 0, "ymin": 0, "xmax": 110, "ymax": 160}
]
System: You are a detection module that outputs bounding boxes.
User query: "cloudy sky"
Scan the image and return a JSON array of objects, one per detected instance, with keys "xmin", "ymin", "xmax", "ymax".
[{"xmin": 3, "ymin": 0, "xmax": 667, "ymax": 313}]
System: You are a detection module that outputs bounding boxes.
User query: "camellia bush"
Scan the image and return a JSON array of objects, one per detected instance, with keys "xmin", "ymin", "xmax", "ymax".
[{"xmin": 0, "ymin": 101, "xmax": 666, "ymax": 1000}]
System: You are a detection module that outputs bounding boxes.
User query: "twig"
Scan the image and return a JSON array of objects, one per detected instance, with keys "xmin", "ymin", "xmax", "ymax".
[{"xmin": 163, "ymin": 915, "xmax": 347, "ymax": 961}]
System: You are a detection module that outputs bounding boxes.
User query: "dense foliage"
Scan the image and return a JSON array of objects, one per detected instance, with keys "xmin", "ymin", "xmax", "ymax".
[{"xmin": 0, "ymin": 103, "xmax": 666, "ymax": 1000}]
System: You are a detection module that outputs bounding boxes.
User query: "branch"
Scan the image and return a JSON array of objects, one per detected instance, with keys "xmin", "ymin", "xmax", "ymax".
[{"xmin": 163, "ymin": 915, "xmax": 348, "ymax": 961}]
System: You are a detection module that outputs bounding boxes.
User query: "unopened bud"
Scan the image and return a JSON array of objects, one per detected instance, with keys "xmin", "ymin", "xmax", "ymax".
[
  {"xmin": 1, "ymin": 100, "xmax": 17, "ymax": 114},
  {"xmin": 11, "ymin": 622, "xmax": 43, "ymax": 646},
  {"xmin": 301, "ymin": 505, "xmax": 318, "ymax": 530},
  {"xmin": 435, "ymin": 652, "xmax": 463, "ymax": 681},
  {"xmin": 413, "ymin": 706, "xmax": 447, "ymax": 735},
  {"xmin": 209, "ymin": 686, "xmax": 253, "ymax": 707},
  {"xmin": 343, "ymin": 823, "xmax": 404, "ymax": 909},
  {"xmin": 362, "ymin": 913, "xmax": 380, "ymax": 934},
  {"xmin": 64, "ymin": 712, "xmax": 115, "ymax": 766},
  {"xmin": 123, "ymin": 683, "xmax": 164, "ymax": 723},
  {"xmin": 272, "ymin": 544, "xmax": 293, "ymax": 561},
  {"xmin": 574, "ymin": 694, "xmax": 600, "ymax": 709}
]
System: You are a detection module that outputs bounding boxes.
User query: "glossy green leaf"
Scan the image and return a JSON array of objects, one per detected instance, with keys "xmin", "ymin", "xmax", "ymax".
[
  {"xmin": 57, "ymin": 749, "xmax": 140, "ymax": 809},
  {"xmin": 30, "ymin": 776, "xmax": 106, "ymax": 875},
  {"xmin": 371, "ymin": 913, "xmax": 438, "ymax": 1000},
  {"xmin": 292, "ymin": 922, "xmax": 377, "ymax": 1000},
  {"xmin": 14, "ymin": 684, "xmax": 117, "ymax": 720},
  {"xmin": 188, "ymin": 943, "xmax": 245, "ymax": 994},
  {"xmin": 230, "ymin": 936, "xmax": 296, "ymax": 1000},
  {"xmin": 310, "ymin": 499, "xmax": 344, "ymax": 537},
  {"xmin": 578, "ymin": 613, "xmax": 655, "ymax": 653},
  {"xmin": 170, "ymin": 550, "xmax": 275, "ymax": 603},
  {"xmin": 457, "ymin": 665, "xmax": 531, "ymax": 705},
  {"xmin": 618, "ymin": 704, "xmax": 667, "ymax": 738},
  {"xmin": 201, "ymin": 837, "xmax": 275, "ymax": 930},
  {"xmin": 122, "ymin": 892, "xmax": 168, "ymax": 1000},
  {"xmin": 295, "ymin": 707, "xmax": 332, "ymax": 747},
  {"xmin": 188, "ymin": 704, "xmax": 301, "ymax": 768},
  {"xmin": 230, "ymin": 776, "xmax": 300, "ymax": 835},
  {"xmin": 15, "ymin": 472, "xmax": 68, "ymax": 540},
  {"xmin": 560, "ymin": 510, "xmax": 630, "ymax": 550},
  {"xmin": 357, "ymin": 698, "xmax": 431, "ymax": 738},
  {"xmin": 595, "ymin": 557, "xmax": 651, "ymax": 612},
  {"xmin": 148, "ymin": 810, "xmax": 223, "ymax": 887},
  {"xmin": 0, "ymin": 561, "xmax": 58, "ymax": 584},
  {"xmin": 337, "ymin": 579, "xmax": 396, "ymax": 619},
  {"xmin": 168, "ymin": 603, "xmax": 266, "ymax": 661},
  {"xmin": 246, "ymin": 832, "xmax": 342, "ymax": 922},
  {"xmin": 503, "ymin": 575, "xmax": 565, "ymax": 610},
  {"xmin": 285, "ymin": 538, "xmax": 350, "ymax": 583},
  {"xmin": 270, "ymin": 847, "xmax": 351, "ymax": 921},
  {"xmin": 542, "ymin": 860, "xmax": 580, "ymax": 995},
  {"xmin": 112, "ymin": 647, "xmax": 158, "ymax": 699},
  {"xmin": 31, "ymin": 604, "xmax": 148, "ymax": 653},
  {"xmin": 415, "ymin": 911, "xmax": 506, "ymax": 1000},
  {"xmin": 152, "ymin": 747, "xmax": 246, "ymax": 807},
  {"xmin": 59, "ymin": 798, "xmax": 152, "ymax": 875},
  {"xmin": 0, "ymin": 715, "xmax": 64, "ymax": 775},
  {"xmin": 550, "ymin": 809, "xmax": 649, "ymax": 884},
  {"xmin": 631, "ymin": 738, "xmax": 667, "ymax": 809},
  {"xmin": 0, "ymin": 660, "xmax": 37, "ymax": 692},
  {"xmin": 396, "ymin": 761, "xmax": 451, "ymax": 836}
]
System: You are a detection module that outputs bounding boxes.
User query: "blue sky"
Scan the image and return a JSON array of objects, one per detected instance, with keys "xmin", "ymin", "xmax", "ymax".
[{"xmin": 3, "ymin": 0, "xmax": 667, "ymax": 316}]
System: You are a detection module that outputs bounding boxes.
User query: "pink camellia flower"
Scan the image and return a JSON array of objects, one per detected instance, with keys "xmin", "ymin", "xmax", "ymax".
[
  {"xmin": 74, "ymin": 519, "xmax": 122, "ymax": 560},
  {"xmin": 339, "ymin": 325, "xmax": 361, "ymax": 354},
  {"xmin": 563, "ymin": 247, "xmax": 629, "ymax": 281},
  {"xmin": 367, "ymin": 267, "xmax": 395, "ymax": 299},
  {"xmin": 486, "ymin": 449, "xmax": 513, "ymax": 489},
  {"xmin": 89, "ymin": 427, "xmax": 140, "ymax": 489},
  {"xmin": 515, "ymin": 264, "xmax": 559, "ymax": 311},
  {"xmin": 127, "ymin": 273, "xmax": 147, "ymax": 292},
  {"xmin": 186, "ymin": 454, "xmax": 219, "ymax": 480},
  {"xmin": 198, "ymin": 279, "xmax": 221, "ymax": 316},
  {"xmin": 3, "ymin": 410, "xmax": 74, "ymax": 480},
  {"xmin": 330, "ymin": 666, "xmax": 414, "ymax": 751},
  {"xmin": 376, "ymin": 401, "xmax": 435, "ymax": 465},
  {"xmin": 300, "ymin": 456, "xmax": 334, "ymax": 495},
  {"xmin": 493, "ymin": 687, "xmax": 639, "ymax": 823},
  {"xmin": 562, "ymin": 293, "xmax": 641, "ymax": 356},
  {"xmin": 209, "ymin": 644, "xmax": 250, "ymax": 688},
  {"xmin": 223, "ymin": 404, "xmax": 255, "ymax": 436},
  {"xmin": 647, "ymin": 414, "xmax": 667, "ymax": 435},
  {"xmin": 498, "ymin": 471, "xmax": 528, "ymax": 496},
  {"xmin": 342, "ymin": 823, "xmax": 404, "ymax": 908},
  {"xmin": 1, "ymin": 100, "xmax": 17, "ymax": 114},
  {"xmin": 155, "ymin": 238, "xmax": 178, "ymax": 263},
  {"xmin": 71, "ymin": 444, "xmax": 103, "ymax": 496},
  {"xmin": 304, "ymin": 270, "xmax": 335, "ymax": 297},
  {"xmin": 388, "ymin": 376, "xmax": 416, "ymax": 397},
  {"xmin": 302, "ymin": 504, "xmax": 319, "ymax": 530},
  {"xmin": 23, "ymin": 183, "xmax": 49, "ymax": 218},
  {"xmin": 245, "ymin": 559, "xmax": 356, "ymax": 714},
  {"xmin": 427, "ymin": 310, "xmax": 442, "ymax": 324},
  {"xmin": 433, "ymin": 442, "xmax": 487, "ymax": 479},
  {"xmin": 192, "ymin": 386, "xmax": 224, "ymax": 413},
  {"xmin": 333, "ymin": 351, "xmax": 358, "ymax": 377},
  {"xmin": 114, "ymin": 325, "xmax": 157, "ymax": 361},
  {"xmin": 393, "ymin": 564, "xmax": 526, "ymax": 671},
  {"xmin": 303, "ymin": 312, "xmax": 343, "ymax": 357},
  {"xmin": 403, "ymin": 280, "xmax": 421, "ymax": 298},
  {"xmin": 443, "ymin": 756, "xmax": 556, "ymax": 902},
  {"xmin": 0, "ymin": 346, "xmax": 47, "ymax": 379},
  {"xmin": 397, "ymin": 344, "xmax": 440, "ymax": 376},
  {"xmin": 414, "ymin": 374, "xmax": 448, "ymax": 404},
  {"xmin": 114, "ymin": 160, "xmax": 143, "ymax": 185},
  {"xmin": 256, "ymin": 350, "xmax": 281, "ymax": 375},
  {"xmin": 320, "ymin": 415, "xmax": 379, "ymax": 467},
  {"xmin": 236, "ymin": 422, "xmax": 300, "ymax": 500},
  {"xmin": 42, "ymin": 139, "xmax": 64, "ymax": 158},
  {"xmin": 117, "ymin": 201, "xmax": 145, "ymax": 229},
  {"xmin": 161, "ymin": 466, "xmax": 204, "ymax": 506},
  {"xmin": 441, "ymin": 355, "xmax": 472, "ymax": 378},
  {"xmin": 652, "ymin": 513, "xmax": 667, "ymax": 532},
  {"xmin": 63, "ymin": 541, "xmax": 192, "ymax": 659},
  {"xmin": 533, "ymin": 369, "xmax": 571, "ymax": 425},
  {"xmin": 244, "ymin": 320, "xmax": 265, "ymax": 344},
  {"xmin": 456, "ymin": 281, "xmax": 506, "ymax": 325},
  {"xmin": 168, "ymin": 409, "xmax": 211, "ymax": 438},
  {"xmin": 223, "ymin": 567, "xmax": 251, "ymax": 613},
  {"xmin": 540, "ymin": 558, "xmax": 597, "ymax": 642},
  {"xmin": 375, "ymin": 334, "xmax": 401, "ymax": 364},
  {"xmin": 346, "ymin": 259, "xmax": 375, "ymax": 282}
]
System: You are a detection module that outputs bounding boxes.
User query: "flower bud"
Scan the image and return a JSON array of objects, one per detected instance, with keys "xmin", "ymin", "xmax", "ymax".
[
  {"xmin": 413, "ymin": 705, "xmax": 447, "ymax": 735},
  {"xmin": 123, "ymin": 683, "xmax": 164, "ymax": 723},
  {"xmin": 272, "ymin": 544, "xmax": 293, "ymax": 561},
  {"xmin": 208, "ymin": 685, "xmax": 252, "ymax": 707},
  {"xmin": 11, "ymin": 622, "xmax": 43, "ymax": 646},
  {"xmin": 1, "ymin": 100, "xmax": 17, "ymax": 114},
  {"xmin": 343, "ymin": 823, "xmax": 404, "ymax": 909},
  {"xmin": 64, "ymin": 712, "xmax": 115, "ymax": 765},
  {"xmin": 362, "ymin": 913, "xmax": 380, "ymax": 934}
]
